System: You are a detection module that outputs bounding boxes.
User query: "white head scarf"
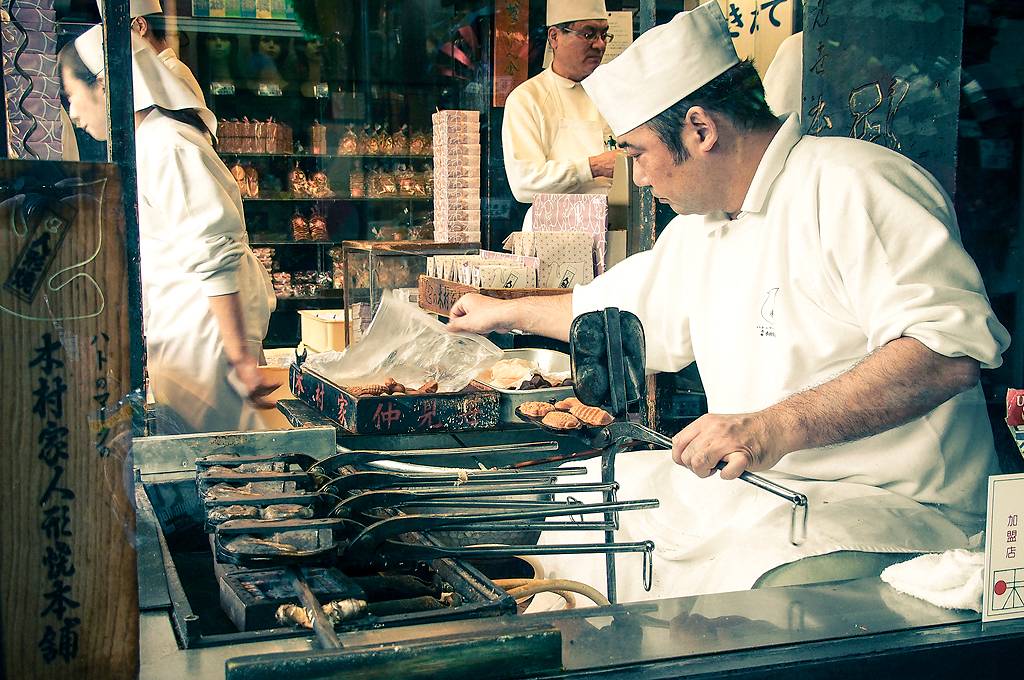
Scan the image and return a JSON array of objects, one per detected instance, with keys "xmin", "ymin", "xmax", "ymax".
[
  {"xmin": 73, "ymin": 24, "xmax": 217, "ymax": 138},
  {"xmin": 546, "ymin": 0, "xmax": 607, "ymax": 26},
  {"xmin": 582, "ymin": 2, "xmax": 740, "ymax": 136}
]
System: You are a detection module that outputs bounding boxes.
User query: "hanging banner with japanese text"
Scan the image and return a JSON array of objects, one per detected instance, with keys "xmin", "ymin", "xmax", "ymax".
[
  {"xmin": 0, "ymin": 161, "xmax": 137, "ymax": 679},
  {"xmin": 715, "ymin": 0, "xmax": 796, "ymax": 78},
  {"xmin": 493, "ymin": 0, "xmax": 530, "ymax": 107}
]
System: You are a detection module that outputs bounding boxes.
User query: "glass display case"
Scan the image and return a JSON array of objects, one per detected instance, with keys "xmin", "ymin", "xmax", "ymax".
[
  {"xmin": 339, "ymin": 239, "xmax": 477, "ymax": 344},
  {"xmin": 147, "ymin": 0, "xmax": 492, "ymax": 346}
]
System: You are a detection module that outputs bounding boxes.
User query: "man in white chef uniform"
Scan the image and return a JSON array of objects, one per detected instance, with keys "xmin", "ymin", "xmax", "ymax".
[
  {"xmin": 449, "ymin": 3, "xmax": 1011, "ymax": 604},
  {"xmin": 502, "ymin": 0, "xmax": 620, "ymax": 225},
  {"xmin": 97, "ymin": 0, "xmax": 206, "ymax": 105}
]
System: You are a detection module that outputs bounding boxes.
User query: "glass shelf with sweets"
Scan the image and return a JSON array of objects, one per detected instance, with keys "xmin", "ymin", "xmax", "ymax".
[{"xmin": 155, "ymin": 0, "xmax": 491, "ymax": 347}]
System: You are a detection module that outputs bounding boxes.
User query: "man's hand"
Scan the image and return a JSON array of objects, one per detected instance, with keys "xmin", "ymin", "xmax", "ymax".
[
  {"xmin": 230, "ymin": 355, "xmax": 280, "ymax": 410},
  {"xmin": 447, "ymin": 293, "xmax": 518, "ymax": 334},
  {"xmin": 589, "ymin": 150, "xmax": 619, "ymax": 179},
  {"xmin": 671, "ymin": 411, "xmax": 790, "ymax": 480}
]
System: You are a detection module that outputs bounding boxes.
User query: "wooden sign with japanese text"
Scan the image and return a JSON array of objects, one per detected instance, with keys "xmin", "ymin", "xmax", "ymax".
[
  {"xmin": 493, "ymin": 0, "xmax": 529, "ymax": 107},
  {"xmin": 0, "ymin": 162, "xmax": 137, "ymax": 678}
]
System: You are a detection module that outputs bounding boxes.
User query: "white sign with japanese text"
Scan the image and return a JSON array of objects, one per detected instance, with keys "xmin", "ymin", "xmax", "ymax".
[{"xmin": 983, "ymin": 473, "xmax": 1024, "ymax": 622}]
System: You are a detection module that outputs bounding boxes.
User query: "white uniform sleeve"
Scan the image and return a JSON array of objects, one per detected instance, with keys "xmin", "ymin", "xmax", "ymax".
[
  {"xmin": 502, "ymin": 88, "xmax": 594, "ymax": 203},
  {"xmin": 819, "ymin": 154, "xmax": 1010, "ymax": 368},
  {"xmin": 572, "ymin": 224, "xmax": 695, "ymax": 373},
  {"xmin": 142, "ymin": 143, "xmax": 247, "ymax": 297}
]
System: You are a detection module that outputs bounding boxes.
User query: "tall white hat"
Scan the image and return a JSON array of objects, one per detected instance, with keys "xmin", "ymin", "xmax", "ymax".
[
  {"xmin": 95, "ymin": 0, "xmax": 162, "ymax": 18},
  {"xmin": 546, "ymin": 0, "xmax": 607, "ymax": 26},
  {"xmin": 582, "ymin": 2, "xmax": 740, "ymax": 136},
  {"xmin": 73, "ymin": 25, "xmax": 217, "ymax": 138},
  {"xmin": 130, "ymin": 0, "xmax": 162, "ymax": 17}
]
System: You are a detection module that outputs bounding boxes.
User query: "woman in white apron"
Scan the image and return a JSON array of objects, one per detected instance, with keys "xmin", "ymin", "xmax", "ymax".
[{"xmin": 61, "ymin": 26, "xmax": 277, "ymax": 433}]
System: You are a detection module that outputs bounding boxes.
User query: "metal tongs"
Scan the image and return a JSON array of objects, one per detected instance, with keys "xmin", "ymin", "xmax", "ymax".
[
  {"xmin": 563, "ymin": 309, "xmax": 811, "ymax": 601},
  {"xmin": 589, "ymin": 420, "xmax": 808, "ymax": 546}
]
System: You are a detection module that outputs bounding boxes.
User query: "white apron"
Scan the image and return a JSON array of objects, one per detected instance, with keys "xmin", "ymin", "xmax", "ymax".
[
  {"xmin": 522, "ymin": 117, "xmax": 611, "ymax": 231},
  {"xmin": 137, "ymin": 112, "xmax": 275, "ymax": 434},
  {"xmin": 527, "ymin": 451, "xmax": 970, "ymax": 611}
]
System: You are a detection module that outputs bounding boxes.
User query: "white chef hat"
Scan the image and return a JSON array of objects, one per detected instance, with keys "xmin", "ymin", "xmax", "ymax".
[
  {"xmin": 95, "ymin": 0, "xmax": 162, "ymax": 19},
  {"xmin": 582, "ymin": 2, "xmax": 740, "ymax": 136},
  {"xmin": 73, "ymin": 25, "xmax": 217, "ymax": 138},
  {"xmin": 131, "ymin": 0, "xmax": 162, "ymax": 17},
  {"xmin": 547, "ymin": 0, "xmax": 608, "ymax": 26}
]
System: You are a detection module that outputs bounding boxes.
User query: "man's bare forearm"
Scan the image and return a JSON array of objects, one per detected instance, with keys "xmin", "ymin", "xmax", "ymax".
[
  {"xmin": 767, "ymin": 336, "xmax": 980, "ymax": 455},
  {"xmin": 510, "ymin": 293, "xmax": 574, "ymax": 342},
  {"xmin": 208, "ymin": 292, "xmax": 251, "ymax": 364}
]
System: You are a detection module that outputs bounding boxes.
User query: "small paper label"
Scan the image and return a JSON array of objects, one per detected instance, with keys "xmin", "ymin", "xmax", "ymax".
[{"xmin": 983, "ymin": 473, "xmax": 1024, "ymax": 622}]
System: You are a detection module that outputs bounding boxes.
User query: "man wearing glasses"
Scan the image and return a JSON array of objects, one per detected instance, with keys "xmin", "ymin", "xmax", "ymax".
[{"xmin": 502, "ymin": 1, "xmax": 620, "ymax": 222}]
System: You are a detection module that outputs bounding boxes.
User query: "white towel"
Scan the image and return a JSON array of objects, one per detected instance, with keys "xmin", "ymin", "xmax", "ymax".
[{"xmin": 880, "ymin": 549, "xmax": 984, "ymax": 613}]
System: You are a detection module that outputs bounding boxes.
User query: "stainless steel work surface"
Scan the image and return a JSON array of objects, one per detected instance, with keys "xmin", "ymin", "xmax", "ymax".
[{"xmin": 139, "ymin": 573, "xmax": 1014, "ymax": 678}]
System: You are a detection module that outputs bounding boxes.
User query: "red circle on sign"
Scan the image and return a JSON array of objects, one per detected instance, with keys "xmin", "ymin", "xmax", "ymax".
[{"xmin": 994, "ymin": 580, "xmax": 1007, "ymax": 596}]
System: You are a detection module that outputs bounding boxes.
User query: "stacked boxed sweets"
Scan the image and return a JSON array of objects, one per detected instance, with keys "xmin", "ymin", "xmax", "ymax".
[{"xmin": 432, "ymin": 110, "xmax": 481, "ymax": 243}]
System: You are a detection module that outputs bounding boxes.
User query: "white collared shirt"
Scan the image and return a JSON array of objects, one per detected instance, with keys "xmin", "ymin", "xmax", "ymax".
[
  {"xmin": 502, "ymin": 67, "xmax": 612, "ymax": 203},
  {"xmin": 573, "ymin": 114, "xmax": 1010, "ymax": 527}
]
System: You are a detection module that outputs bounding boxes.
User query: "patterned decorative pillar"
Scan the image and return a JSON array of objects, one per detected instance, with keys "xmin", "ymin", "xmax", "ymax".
[{"xmin": 1, "ymin": 0, "xmax": 64, "ymax": 160}]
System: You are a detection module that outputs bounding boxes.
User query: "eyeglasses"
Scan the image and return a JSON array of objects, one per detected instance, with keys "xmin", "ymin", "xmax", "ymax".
[{"xmin": 560, "ymin": 26, "xmax": 614, "ymax": 44}]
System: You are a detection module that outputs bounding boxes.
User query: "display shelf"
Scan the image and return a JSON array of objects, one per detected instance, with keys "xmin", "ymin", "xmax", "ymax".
[
  {"xmin": 274, "ymin": 295, "xmax": 345, "ymax": 302},
  {"xmin": 249, "ymin": 241, "xmax": 337, "ymax": 246},
  {"xmin": 157, "ymin": 16, "xmax": 305, "ymax": 38},
  {"xmin": 243, "ymin": 196, "xmax": 431, "ymax": 202},
  {"xmin": 219, "ymin": 152, "xmax": 433, "ymax": 160}
]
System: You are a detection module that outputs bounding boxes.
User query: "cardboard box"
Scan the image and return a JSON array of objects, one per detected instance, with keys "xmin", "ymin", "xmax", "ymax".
[{"xmin": 531, "ymin": 193, "xmax": 609, "ymax": 274}]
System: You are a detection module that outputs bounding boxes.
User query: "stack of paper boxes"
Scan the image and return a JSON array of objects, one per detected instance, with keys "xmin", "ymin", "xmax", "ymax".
[
  {"xmin": 2, "ymin": 0, "xmax": 64, "ymax": 159},
  {"xmin": 432, "ymin": 110, "xmax": 481, "ymax": 243},
  {"xmin": 347, "ymin": 303, "xmax": 373, "ymax": 344}
]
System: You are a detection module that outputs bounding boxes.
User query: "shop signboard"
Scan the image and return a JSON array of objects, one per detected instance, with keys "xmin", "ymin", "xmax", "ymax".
[
  {"xmin": 0, "ymin": 162, "xmax": 137, "ymax": 678},
  {"xmin": 984, "ymin": 471, "xmax": 1024, "ymax": 622}
]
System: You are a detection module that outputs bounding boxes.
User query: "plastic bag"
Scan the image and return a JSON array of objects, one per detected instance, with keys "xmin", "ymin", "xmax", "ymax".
[{"xmin": 303, "ymin": 296, "xmax": 501, "ymax": 393}]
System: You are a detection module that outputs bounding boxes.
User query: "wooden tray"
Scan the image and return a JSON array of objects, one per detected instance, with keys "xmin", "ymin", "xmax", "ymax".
[
  {"xmin": 289, "ymin": 363, "xmax": 500, "ymax": 434},
  {"xmin": 417, "ymin": 275, "xmax": 570, "ymax": 315}
]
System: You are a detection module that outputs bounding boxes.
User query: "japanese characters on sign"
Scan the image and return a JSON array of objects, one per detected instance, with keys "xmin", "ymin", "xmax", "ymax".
[
  {"xmin": 4, "ymin": 200, "xmax": 74, "ymax": 303},
  {"xmin": 494, "ymin": 0, "xmax": 529, "ymax": 107},
  {"xmin": 717, "ymin": 0, "xmax": 794, "ymax": 77},
  {"xmin": 30, "ymin": 332, "xmax": 80, "ymax": 664},
  {"xmin": 984, "ymin": 473, "xmax": 1024, "ymax": 621}
]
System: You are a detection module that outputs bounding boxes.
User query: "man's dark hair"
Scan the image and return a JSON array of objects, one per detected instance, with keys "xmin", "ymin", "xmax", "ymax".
[
  {"xmin": 644, "ymin": 59, "xmax": 778, "ymax": 163},
  {"xmin": 146, "ymin": 18, "xmax": 167, "ymax": 42}
]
